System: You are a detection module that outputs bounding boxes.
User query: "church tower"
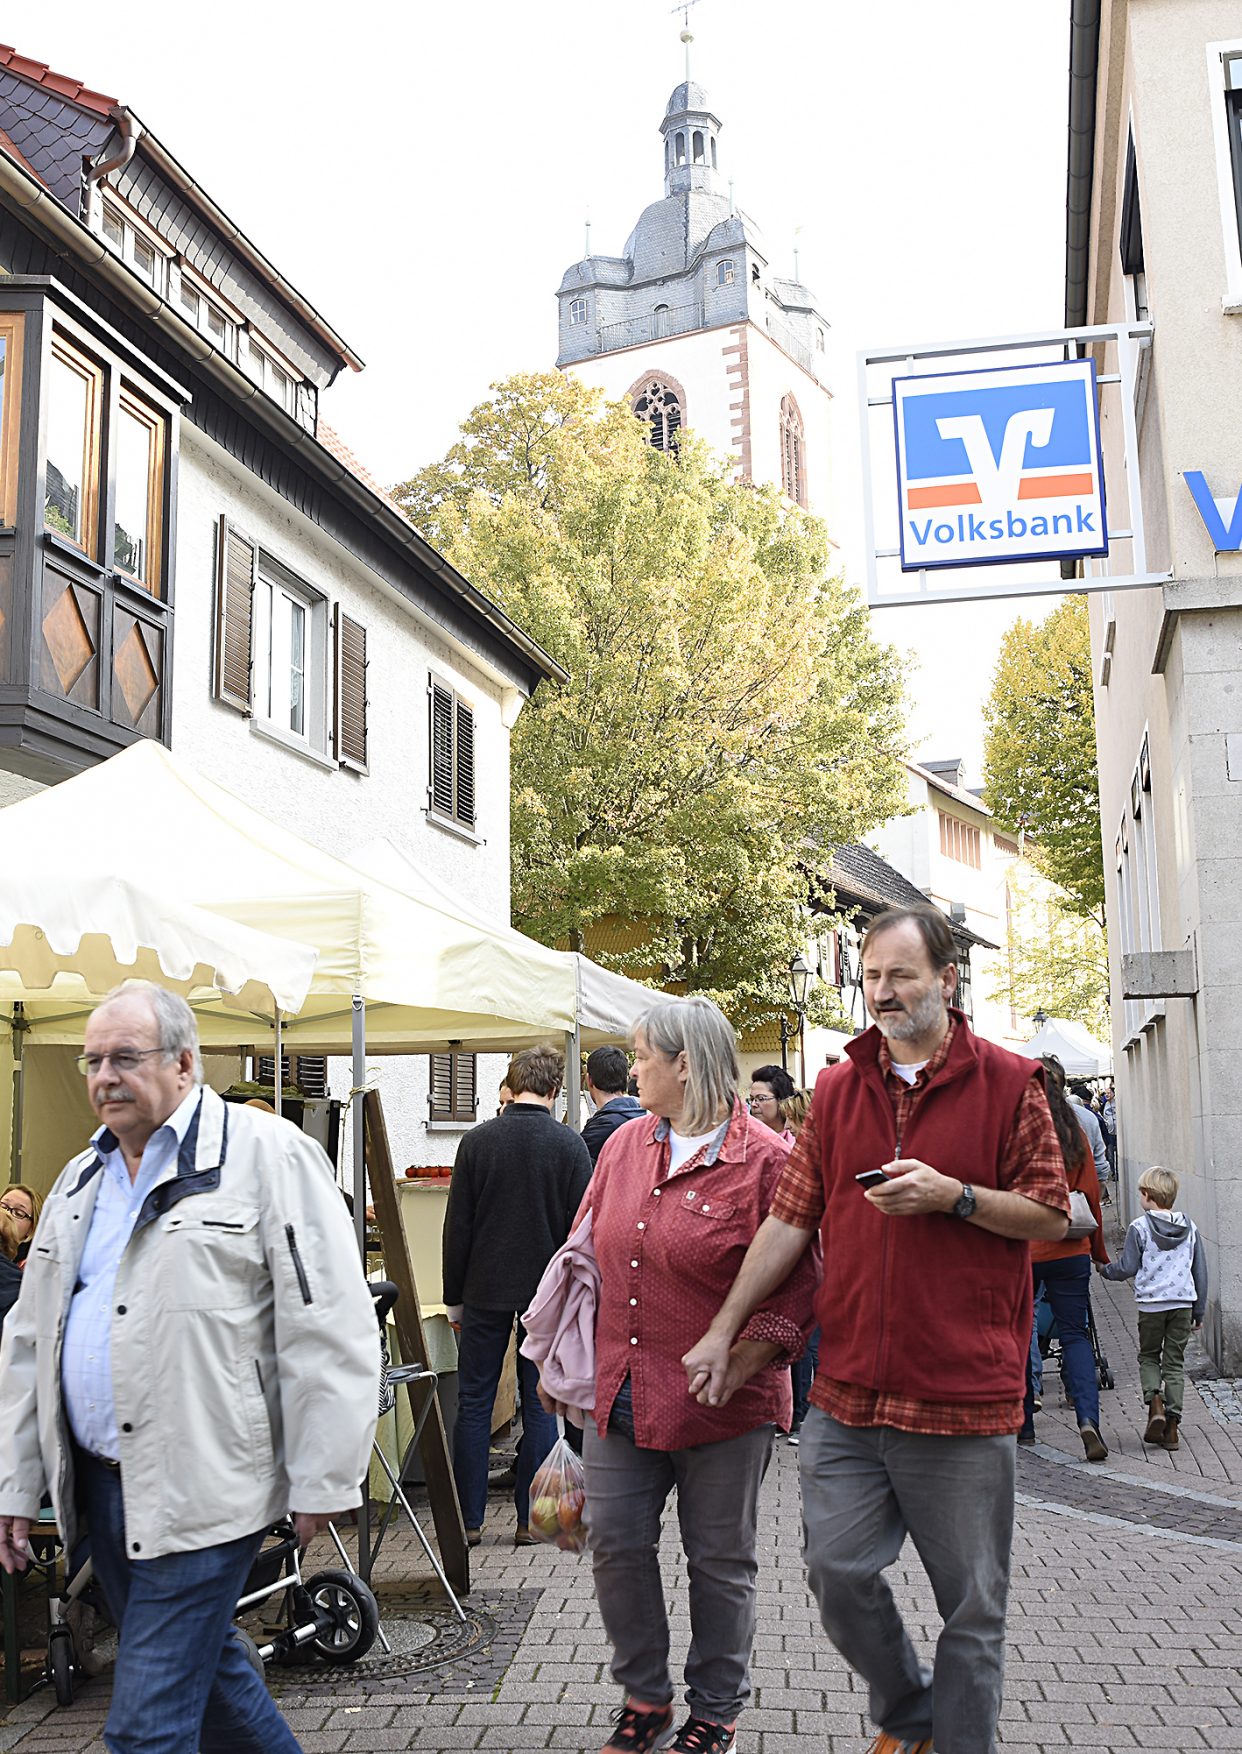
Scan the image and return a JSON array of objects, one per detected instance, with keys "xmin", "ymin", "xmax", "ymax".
[{"xmin": 556, "ymin": 76, "xmax": 832, "ymax": 516}]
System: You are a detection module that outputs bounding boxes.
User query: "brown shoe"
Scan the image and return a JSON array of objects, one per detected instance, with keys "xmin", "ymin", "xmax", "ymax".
[
  {"xmin": 866, "ymin": 1736, "xmax": 934, "ymax": 1754},
  {"xmin": 1162, "ymin": 1414, "xmax": 1181, "ymax": 1451},
  {"xmin": 465, "ymin": 1527, "xmax": 482, "ymax": 1547},
  {"xmin": 514, "ymin": 1524, "xmax": 536, "ymax": 1547},
  {"xmin": 1143, "ymin": 1394, "xmax": 1167, "ymax": 1444},
  {"xmin": 1079, "ymin": 1420, "xmax": 1108, "ymax": 1462}
]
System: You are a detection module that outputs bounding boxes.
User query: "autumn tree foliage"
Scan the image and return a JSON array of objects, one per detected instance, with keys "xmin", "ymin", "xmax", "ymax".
[{"xmin": 395, "ymin": 373, "xmax": 908, "ymax": 1025}]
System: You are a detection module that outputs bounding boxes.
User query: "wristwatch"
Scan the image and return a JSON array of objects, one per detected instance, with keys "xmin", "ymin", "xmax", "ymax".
[{"xmin": 952, "ymin": 1182, "xmax": 977, "ymax": 1220}]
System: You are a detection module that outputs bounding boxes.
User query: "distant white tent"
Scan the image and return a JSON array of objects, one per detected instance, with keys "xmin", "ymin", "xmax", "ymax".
[{"xmin": 1019, "ymin": 1017, "xmax": 1112, "ymax": 1079}]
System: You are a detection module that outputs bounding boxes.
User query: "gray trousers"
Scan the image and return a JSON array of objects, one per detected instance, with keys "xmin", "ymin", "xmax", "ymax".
[
  {"xmin": 583, "ymin": 1417, "xmax": 774, "ymax": 1724},
  {"xmin": 800, "ymin": 1408, "xmax": 1015, "ymax": 1754}
]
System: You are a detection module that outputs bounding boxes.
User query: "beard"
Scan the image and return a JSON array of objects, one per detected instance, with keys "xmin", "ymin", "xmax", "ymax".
[{"xmin": 871, "ymin": 982, "xmax": 946, "ymax": 1042}]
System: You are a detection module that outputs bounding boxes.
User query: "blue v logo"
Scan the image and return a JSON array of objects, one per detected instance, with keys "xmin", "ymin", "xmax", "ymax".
[{"xmin": 1184, "ymin": 471, "xmax": 1242, "ymax": 551}]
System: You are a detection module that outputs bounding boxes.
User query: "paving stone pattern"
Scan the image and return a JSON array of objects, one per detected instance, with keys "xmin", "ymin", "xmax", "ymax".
[{"xmin": 3, "ymin": 1237, "xmax": 1241, "ymax": 1752}]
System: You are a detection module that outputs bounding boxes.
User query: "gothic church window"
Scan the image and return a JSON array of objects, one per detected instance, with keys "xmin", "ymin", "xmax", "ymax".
[
  {"xmin": 717, "ymin": 260, "xmax": 735, "ymax": 287},
  {"xmin": 693, "ymin": 130, "xmax": 705, "ymax": 162},
  {"xmin": 569, "ymin": 298, "xmax": 588, "ymax": 326},
  {"xmin": 780, "ymin": 394, "xmax": 807, "ymax": 508},
  {"xmin": 632, "ymin": 378, "xmax": 682, "ymax": 455}
]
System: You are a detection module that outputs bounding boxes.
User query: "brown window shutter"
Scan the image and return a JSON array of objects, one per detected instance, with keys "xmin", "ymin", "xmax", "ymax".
[
  {"xmin": 428, "ymin": 1051, "xmax": 477, "ymax": 1122},
  {"xmin": 334, "ymin": 609, "xmax": 369, "ymax": 773},
  {"xmin": 458, "ymin": 1052, "xmax": 477, "ymax": 1118},
  {"xmin": 428, "ymin": 1052, "xmax": 454, "ymax": 1121},
  {"xmin": 213, "ymin": 516, "xmax": 254, "ymax": 714},
  {"xmin": 455, "ymin": 698, "xmax": 476, "ymax": 827},
  {"xmin": 430, "ymin": 679, "xmax": 455, "ymax": 816}
]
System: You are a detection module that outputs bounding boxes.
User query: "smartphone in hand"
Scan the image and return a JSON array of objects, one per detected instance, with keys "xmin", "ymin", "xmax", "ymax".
[{"xmin": 854, "ymin": 1168, "xmax": 891, "ymax": 1189}]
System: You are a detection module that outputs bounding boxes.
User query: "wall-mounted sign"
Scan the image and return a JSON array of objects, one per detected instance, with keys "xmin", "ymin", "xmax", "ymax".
[
  {"xmin": 893, "ymin": 359, "xmax": 1108, "ymax": 572},
  {"xmin": 1184, "ymin": 471, "xmax": 1242, "ymax": 551}
]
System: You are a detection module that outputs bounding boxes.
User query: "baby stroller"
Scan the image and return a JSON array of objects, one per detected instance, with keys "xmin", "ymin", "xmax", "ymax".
[{"xmin": 1036, "ymin": 1283, "xmax": 1115, "ymax": 1394}]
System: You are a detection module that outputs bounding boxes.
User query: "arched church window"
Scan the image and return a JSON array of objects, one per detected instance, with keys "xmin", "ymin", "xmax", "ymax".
[
  {"xmin": 815, "ymin": 327, "xmax": 826, "ymax": 352},
  {"xmin": 693, "ymin": 130, "xmax": 705, "ymax": 163},
  {"xmin": 676, "ymin": 132, "xmax": 687, "ymax": 164},
  {"xmin": 780, "ymin": 394, "xmax": 807, "ymax": 508},
  {"xmin": 632, "ymin": 378, "xmax": 683, "ymax": 456},
  {"xmin": 711, "ymin": 137, "xmax": 717, "ymax": 168},
  {"xmin": 653, "ymin": 304, "xmax": 670, "ymax": 338},
  {"xmin": 569, "ymin": 298, "xmax": 588, "ymax": 326},
  {"xmin": 665, "ymin": 139, "xmax": 671, "ymax": 175},
  {"xmin": 717, "ymin": 260, "xmax": 736, "ymax": 287}
]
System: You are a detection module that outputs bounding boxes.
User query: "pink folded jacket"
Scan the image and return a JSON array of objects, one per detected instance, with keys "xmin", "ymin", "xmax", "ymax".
[{"xmin": 520, "ymin": 1210, "xmax": 599, "ymax": 1425}]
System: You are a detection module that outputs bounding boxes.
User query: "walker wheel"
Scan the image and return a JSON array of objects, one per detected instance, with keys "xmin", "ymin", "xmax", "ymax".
[
  {"xmin": 304, "ymin": 1569, "xmax": 379, "ymax": 1663},
  {"xmin": 49, "ymin": 1627, "xmax": 74, "ymax": 1707}
]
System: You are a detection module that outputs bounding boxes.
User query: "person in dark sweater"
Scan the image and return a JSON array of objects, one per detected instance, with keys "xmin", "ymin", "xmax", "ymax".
[
  {"xmin": 443, "ymin": 1043, "xmax": 592, "ymax": 1546},
  {"xmin": 581, "ymin": 1046, "xmax": 645, "ymax": 1167}
]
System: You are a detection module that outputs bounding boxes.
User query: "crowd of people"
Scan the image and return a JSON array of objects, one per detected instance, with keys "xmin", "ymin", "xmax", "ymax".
[{"xmin": 0, "ymin": 910, "xmax": 1208, "ymax": 1754}]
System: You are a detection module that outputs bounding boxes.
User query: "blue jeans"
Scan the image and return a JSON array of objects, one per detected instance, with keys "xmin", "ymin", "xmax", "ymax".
[
  {"xmin": 452, "ymin": 1306, "xmax": 558, "ymax": 1530},
  {"xmin": 1028, "ymin": 1287, "xmax": 1046, "ymax": 1396},
  {"xmin": 1022, "ymin": 1256, "xmax": 1099, "ymax": 1434},
  {"xmin": 75, "ymin": 1450, "xmax": 301, "ymax": 1754},
  {"xmin": 790, "ymin": 1326, "xmax": 821, "ymax": 1428}
]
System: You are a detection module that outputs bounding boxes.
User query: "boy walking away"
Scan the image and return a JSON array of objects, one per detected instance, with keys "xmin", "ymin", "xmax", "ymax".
[{"xmin": 1098, "ymin": 1166, "xmax": 1207, "ymax": 1451}]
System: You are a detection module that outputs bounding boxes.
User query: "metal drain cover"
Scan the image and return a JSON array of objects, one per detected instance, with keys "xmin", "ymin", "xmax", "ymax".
[{"xmin": 263, "ymin": 1593, "xmax": 496, "ymax": 1690}]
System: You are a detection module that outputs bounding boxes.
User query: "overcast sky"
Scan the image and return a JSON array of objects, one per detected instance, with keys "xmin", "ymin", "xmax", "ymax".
[{"xmin": 30, "ymin": 0, "xmax": 1071, "ymax": 780}]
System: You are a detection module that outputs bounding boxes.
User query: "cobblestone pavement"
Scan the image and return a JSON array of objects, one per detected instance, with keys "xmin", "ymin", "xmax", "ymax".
[{"xmin": 3, "ymin": 1233, "xmax": 1240, "ymax": 1752}]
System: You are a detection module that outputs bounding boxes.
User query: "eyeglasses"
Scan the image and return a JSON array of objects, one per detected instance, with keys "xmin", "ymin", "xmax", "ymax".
[
  {"xmin": 75, "ymin": 1048, "xmax": 168, "ymax": 1078},
  {"xmin": 0, "ymin": 1203, "xmax": 32, "ymax": 1223},
  {"xmin": 747, "ymin": 1095, "xmax": 777, "ymax": 1107}
]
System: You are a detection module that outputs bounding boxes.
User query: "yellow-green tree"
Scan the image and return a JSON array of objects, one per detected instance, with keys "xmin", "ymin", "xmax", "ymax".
[
  {"xmin": 982, "ymin": 596, "xmax": 1105, "ymax": 927},
  {"xmin": 395, "ymin": 373, "xmax": 908, "ymax": 1025},
  {"xmin": 989, "ymin": 862, "xmax": 1111, "ymax": 1037}
]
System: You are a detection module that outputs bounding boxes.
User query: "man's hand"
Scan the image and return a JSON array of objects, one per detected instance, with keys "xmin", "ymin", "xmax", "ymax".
[
  {"xmin": 682, "ymin": 1328, "xmax": 736, "ymax": 1407},
  {"xmin": 0, "ymin": 1517, "xmax": 32, "ymax": 1574},
  {"xmin": 536, "ymin": 1382, "xmax": 573, "ymax": 1419},
  {"xmin": 292, "ymin": 1511, "xmax": 347, "ymax": 1548},
  {"xmin": 865, "ymin": 1158, "xmax": 958, "ymax": 1216}
]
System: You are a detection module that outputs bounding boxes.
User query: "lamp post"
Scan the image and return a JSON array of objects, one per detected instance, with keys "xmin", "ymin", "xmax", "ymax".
[{"xmin": 778, "ymin": 953, "xmax": 814, "ymax": 1083}]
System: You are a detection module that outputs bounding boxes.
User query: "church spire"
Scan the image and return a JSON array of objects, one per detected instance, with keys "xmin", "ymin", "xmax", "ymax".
[{"xmin": 660, "ymin": 79, "xmax": 721, "ymax": 198}]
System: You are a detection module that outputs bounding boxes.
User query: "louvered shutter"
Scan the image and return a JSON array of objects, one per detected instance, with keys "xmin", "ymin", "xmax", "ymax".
[
  {"xmin": 430, "ymin": 679, "xmax": 455, "ymax": 816},
  {"xmin": 213, "ymin": 516, "xmax": 255, "ymax": 713},
  {"xmin": 334, "ymin": 609, "xmax": 368, "ymax": 773},
  {"xmin": 455, "ymin": 698, "xmax": 476, "ymax": 827},
  {"xmin": 428, "ymin": 1052, "xmax": 455, "ymax": 1121},
  {"xmin": 428, "ymin": 1052, "xmax": 477, "ymax": 1122},
  {"xmin": 294, "ymin": 1055, "xmax": 329, "ymax": 1099},
  {"xmin": 457, "ymin": 1052, "xmax": 477, "ymax": 1118}
]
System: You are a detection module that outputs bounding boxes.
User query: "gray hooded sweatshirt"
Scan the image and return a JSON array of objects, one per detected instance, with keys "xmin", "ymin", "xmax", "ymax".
[{"xmin": 1100, "ymin": 1209, "xmax": 1207, "ymax": 1322}]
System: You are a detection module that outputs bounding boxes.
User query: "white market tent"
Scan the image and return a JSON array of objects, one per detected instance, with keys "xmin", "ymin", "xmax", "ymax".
[{"xmin": 1018, "ymin": 1016, "xmax": 1112, "ymax": 1079}]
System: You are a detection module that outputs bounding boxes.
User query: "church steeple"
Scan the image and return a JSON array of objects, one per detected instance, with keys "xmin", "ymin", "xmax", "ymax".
[{"xmin": 660, "ymin": 81, "xmax": 721, "ymax": 198}]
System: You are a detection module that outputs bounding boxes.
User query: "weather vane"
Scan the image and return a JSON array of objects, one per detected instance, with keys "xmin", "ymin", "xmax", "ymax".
[{"xmin": 670, "ymin": 0, "xmax": 706, "ymax": 79}]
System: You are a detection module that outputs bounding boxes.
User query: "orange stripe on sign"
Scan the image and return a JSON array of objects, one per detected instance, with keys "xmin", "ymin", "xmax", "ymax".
[
  {"xmin": 1017, "ymin": 472, "xmax": 1095, "ymax": 500},
  {"xmin": 906, "ymin": 483, "xmax": 982, "ymax": 509}
]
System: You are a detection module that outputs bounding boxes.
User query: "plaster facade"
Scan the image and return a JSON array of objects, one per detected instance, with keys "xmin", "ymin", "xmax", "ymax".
[{"xmin": 1080, "ymin": 0, "xmax": 1242, "ymax": 1367}]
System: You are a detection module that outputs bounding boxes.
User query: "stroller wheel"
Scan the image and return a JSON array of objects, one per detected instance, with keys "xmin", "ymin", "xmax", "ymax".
[
  {"xmin": 1099, "ymin": 1360, "xmax": 1115, "ymax": 1390},
  {"xmin": 304, "ymin": 1569, "xmax": 379, "ymax": 1663},
  {"xmin": 231, "ymin": 1627, "xmax": 266, "ymax": 1678},
  {"xmin": 49, "ymin": 1627, "xmax": 74, "ymax": 1707}
]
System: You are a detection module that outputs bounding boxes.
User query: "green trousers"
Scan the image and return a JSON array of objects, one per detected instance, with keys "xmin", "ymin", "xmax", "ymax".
[{"xmin": 1137, "ymin": 1308, "xmax": 1194, "ymax": 1417}]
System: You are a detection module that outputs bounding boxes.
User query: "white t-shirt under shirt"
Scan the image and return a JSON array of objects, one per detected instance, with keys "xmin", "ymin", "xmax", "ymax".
[
  {"xmin": 889, "ymin": 1059, "xmax": 928, "ymax": 1087},
  {"xmin": 667, "ymin": 1127, "xmax": 720, "ymax": 1174}
]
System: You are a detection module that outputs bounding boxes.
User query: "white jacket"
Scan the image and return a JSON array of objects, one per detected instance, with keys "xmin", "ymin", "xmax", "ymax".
[{"xmin": 0, "ymin": 1086, "xmax": 378, "ymax": 1558}]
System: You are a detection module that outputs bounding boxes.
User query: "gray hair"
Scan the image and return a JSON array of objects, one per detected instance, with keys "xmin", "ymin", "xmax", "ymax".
[
  {"xmin": 97, "ymin": 980, "xmax": 203, "ymax": 1082},
  {"xmin": 632, "ymin": 996, "xmax": 738, "ymax": 1135}
]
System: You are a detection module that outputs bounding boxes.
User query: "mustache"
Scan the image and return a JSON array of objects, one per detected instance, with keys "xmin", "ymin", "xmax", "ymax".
[{"xmin": 97, "ymin": 1089, "xmax": 135, "ymax": 1104}]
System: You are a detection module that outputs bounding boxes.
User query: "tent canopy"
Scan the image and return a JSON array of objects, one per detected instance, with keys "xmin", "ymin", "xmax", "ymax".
[
  {"xmin": 354, "ymin": 838, "xmax": 657, "ymax": 1047},
  {"xmin": 0, "ymin": 742, "xmax": 639, "ymax": 1051},
  {"xmin": 1018, "ymin": 1017, "xmax": 1112, "ymax": 1079}
]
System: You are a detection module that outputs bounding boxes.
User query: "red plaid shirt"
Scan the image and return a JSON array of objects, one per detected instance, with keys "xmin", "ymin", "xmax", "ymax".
[{"xmin": 771, "ymin": 1021, "xmax": 1068, "ymax": 1436}]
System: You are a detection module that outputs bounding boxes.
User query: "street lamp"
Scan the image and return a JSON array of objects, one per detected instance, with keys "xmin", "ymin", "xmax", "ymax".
[{"xmin": 778, "ymin": 953, "xmax": 814, "ymax": 1080}]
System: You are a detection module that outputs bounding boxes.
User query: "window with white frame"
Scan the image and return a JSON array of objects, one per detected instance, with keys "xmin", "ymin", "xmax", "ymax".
[
  {"xmin": 252, "ymin": 555, "xmax": 328, "ymax": 754},
  {"xmin": 569, "ymin": 298, "xmax": 588, "ymax": 325},
  {"xmin": 716, "ymin": 259, "xmax": 735, "ymax": 286},
  {"xmin": 177, "ymin": 271, "xmax": 237, "ymax": 358},
  {"xmin": 98, "ymin": 196, "xmax": 170, "ymax": 296},
  {"xmin": 244, "ymin": 335, "xmax": 297, "ymax": 414}
]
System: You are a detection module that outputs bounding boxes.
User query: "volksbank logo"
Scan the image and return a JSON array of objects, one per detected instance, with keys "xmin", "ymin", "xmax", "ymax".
[{"xmin": 893, "ymin": 359, "xmax": 1108, "ymax": 572}]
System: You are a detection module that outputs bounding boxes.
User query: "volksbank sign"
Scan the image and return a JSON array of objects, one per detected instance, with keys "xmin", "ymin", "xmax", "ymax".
[{"xmin": 893, "ymin": 359, "xmax": 1108, "ymax": 571}]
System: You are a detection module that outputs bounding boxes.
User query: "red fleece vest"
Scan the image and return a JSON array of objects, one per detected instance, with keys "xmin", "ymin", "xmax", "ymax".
[{"xmin": 811, "ymin": 1020, "xmax": 1040, "ymax": 1404}]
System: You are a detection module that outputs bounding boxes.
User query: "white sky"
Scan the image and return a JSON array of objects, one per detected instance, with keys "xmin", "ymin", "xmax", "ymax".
[{"xmin": 29, "ymin": 0, "xmax": 1071, "ymax": 781}]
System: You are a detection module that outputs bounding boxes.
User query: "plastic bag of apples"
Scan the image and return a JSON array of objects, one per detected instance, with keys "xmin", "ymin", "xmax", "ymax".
[{"xmin": 526, "ymin": 1434, "xmax": 588, "ymax": 1552}]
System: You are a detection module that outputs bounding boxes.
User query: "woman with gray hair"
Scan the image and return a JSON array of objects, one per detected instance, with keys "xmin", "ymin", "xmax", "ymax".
[{"xmin": 551, "ymin": 996, "xmax": 818, "ymax": 1754}]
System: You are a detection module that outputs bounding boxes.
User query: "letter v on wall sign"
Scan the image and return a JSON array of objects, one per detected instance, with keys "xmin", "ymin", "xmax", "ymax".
[
  {"xmin": 1183, "ymin": 471, "xmax": 1242, "ymax": 551},
  {"xmin": 859, "ymin": 321, "xmax": 1172, "ymax": 608}
]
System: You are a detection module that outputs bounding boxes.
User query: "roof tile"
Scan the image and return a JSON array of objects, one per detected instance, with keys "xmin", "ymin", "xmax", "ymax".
[{"xmin": 0, "ymin": 45, "xmax": 117, "ymax": 115}]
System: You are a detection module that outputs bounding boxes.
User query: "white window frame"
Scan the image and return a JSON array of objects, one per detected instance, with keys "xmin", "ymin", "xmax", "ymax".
[
  {"xmin": 716, "ymin": 260, "xmax": 735, "ymax": 287},
  {"xmin": 244, "ymin": 333, "xmax": 299, "ymax": 415},
  {"xmin": 569, "ymin": 298, "xmax": 588, "ymax": 326},
  {"xmin": 98, "ymin": 195, "xmax": 173, "ymax": 297},
  {"xmin": 251, "ymin": 552, "xmax": 331, "ymax": 765},
  {"xmin": 1207, "ymin": 38, "xmax": 1242, "ymax": 312},
  {"xmin": 175, "ymin": 264, "xmax": 240, "ymax": 362}
]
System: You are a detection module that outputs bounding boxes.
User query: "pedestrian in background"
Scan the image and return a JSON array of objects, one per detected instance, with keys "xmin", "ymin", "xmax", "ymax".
[
  {"xmin": 582, "ymin": 1046, "xmax": 645, "ymax": 1166},
  {"xmin": 747, "ymin": 1065, "xmax": 796, "ymax": 1146},
  {"xmin": 1098, "ymin": 1165, "xmax": 1206, "ymax": 1452},
  {"xmin": 577, "ymin": 998, "xmax": 817, "ymax": 1754},
  {"xmin": 779, "ymin": 1090, "xmax": 818, "ymax": 1442},
  {"xmin": 443, "ymin": 1044, "xmax": 591, "ymax": 1546},
  {"xmin": 1019, "ymin": 1057, "xmax": 1110, "ymax": 1460},
  {"xmin": 1068, "ymin": 1081, "xmax": 1109, "ymax": 1197}
]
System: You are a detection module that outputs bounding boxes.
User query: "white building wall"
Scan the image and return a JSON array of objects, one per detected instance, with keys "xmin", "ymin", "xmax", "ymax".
[{"xmin": 743, "ymin": 328, "xmax": 833, "ymax": 519}]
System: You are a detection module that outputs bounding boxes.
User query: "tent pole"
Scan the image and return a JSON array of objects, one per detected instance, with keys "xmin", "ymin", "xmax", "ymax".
[
  {"xmin": 273, "ymin": 1010, "xmax": 283, "ymax": 1117},
  {"xmin": 351, "ymin": 996, "xmax": 366, "ymax": 1264},
  {"xmin": 565, "ymin": 1026, "xmax": 582, "ymax": 1131}
]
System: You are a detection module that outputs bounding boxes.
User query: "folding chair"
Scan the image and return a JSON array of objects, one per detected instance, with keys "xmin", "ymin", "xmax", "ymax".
[{"xmin": 346, "ymin": 1281, "xmax": 465, "ymax": 1623}]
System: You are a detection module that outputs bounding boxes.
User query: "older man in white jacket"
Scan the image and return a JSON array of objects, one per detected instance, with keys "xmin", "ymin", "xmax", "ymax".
[{"xmin": 0, "ymin": 982, "xmax": 378, "ymax": 1754}]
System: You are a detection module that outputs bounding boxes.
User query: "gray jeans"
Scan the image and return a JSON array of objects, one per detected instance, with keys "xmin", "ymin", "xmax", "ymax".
[
  {"xmin": 583, "ymin": 1412, "xmax": 774, "ymax": 1724},
  {"xmin": 800, "ymin": 1408, "xmax": 1015, "ymax": 1754}
]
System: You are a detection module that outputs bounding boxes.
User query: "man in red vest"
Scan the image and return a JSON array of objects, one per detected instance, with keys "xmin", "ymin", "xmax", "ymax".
[{"xmin": 683, "ymin": 904, "xmax": 1070, "ymax": 1754}]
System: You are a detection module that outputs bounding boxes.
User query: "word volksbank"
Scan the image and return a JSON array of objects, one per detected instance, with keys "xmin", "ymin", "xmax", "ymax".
[{"xmin": 893, "ymin": 358, "xmax": 1109, "ymax": 571}]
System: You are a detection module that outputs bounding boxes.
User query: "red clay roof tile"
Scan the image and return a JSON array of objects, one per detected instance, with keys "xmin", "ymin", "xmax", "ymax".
[{"xmin": 0, "ymin": 44, "xmax": 117, "ymax": 117}]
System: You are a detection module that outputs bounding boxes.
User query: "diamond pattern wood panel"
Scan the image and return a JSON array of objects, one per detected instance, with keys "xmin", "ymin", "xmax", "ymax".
[
  {"xmin": 112, "ymin": 607, "xmax": 163, "ymax": 734},
  {"xmin": 40, "ymin": 572, "xmax": 99, "ymax": 705}
]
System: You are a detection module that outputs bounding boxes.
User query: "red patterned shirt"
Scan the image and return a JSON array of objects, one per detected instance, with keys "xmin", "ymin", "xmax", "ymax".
[{"xmin": 771, "ymin": 1022, "xmax": 1068, "ymax": 1436}]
